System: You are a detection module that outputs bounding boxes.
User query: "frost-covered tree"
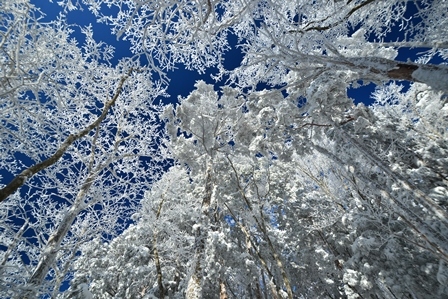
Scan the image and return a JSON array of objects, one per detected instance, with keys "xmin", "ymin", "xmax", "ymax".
[
  {"xmin": 329, "ymin": 82, "xmax": 448, "ymax": 297},
  {"xmin": 169, "ymin": 82, "xmax": 448, "ymax": 298},
  {"xmin": 2, "ymin": 0, "xmax": 448, "ymax": 298},
  {"xmin": 58, "ymin": 0, "xmax": 233, "ymax": 79},
  {"xmin": 226, "ymin": 0, "xmax": 448, "ymax": 89},
  {"xmin": 0, "ymin": 1, "xmax": 167, "ymax": 297},
  {"xmin": 64, "ymin": 166, "xmax": 199, "ymax": 298},
  {"xmin": 69, "ymin": 0, "xmax": 448, "ymax": 90},
  {"xmin": 68, "ymin": 81, "xmax": 448, "ymax": 298}
]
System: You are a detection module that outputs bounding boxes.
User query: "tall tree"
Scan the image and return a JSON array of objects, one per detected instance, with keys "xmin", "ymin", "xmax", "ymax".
[
  {"xmin": 2, "ymin": 0, "xmax": 448, "ymax": 298},
  {"xmin": 70, "ymin": 80, "xmax": 447, "ymax": 298},
  {"xmin": 64, "ymin": 166, "xmax": 199, "ymax": 298},
  {"xmin": 0, "ymin": 1, "xmax": 167, "ymax": 297}
]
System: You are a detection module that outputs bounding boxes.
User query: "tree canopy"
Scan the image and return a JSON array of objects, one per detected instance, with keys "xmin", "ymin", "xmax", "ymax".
[{"xmin": 0, "ymin": 0, "xmax": 447, "ymax": 298}]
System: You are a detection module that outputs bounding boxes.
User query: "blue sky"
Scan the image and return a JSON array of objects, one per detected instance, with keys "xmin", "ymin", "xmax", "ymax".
[
  {"xmin": 2, "ymin": 0, "xmax": 438, "ymax": 206},
  {"xmin": 31, "ymin": 0, "xmax": 439, "ymax": 107},
  {"xmin": 29, "ymin": 1, "xmax": 371, "ymax": 105},
  {"xmin": 1, "ymin": 1, "xmax": 445, "ymax": 295},
  {"xmin": 32, "ymin": 0, "xmax": 240, "ymax": 105}
]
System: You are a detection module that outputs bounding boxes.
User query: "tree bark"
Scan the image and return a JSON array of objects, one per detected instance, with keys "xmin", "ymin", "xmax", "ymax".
[
  {"xmin": 154, "ymin": 197, "xmax": 166, "ymax": 298},
  {"xmin": 367, "ymin": 60, "xmax": 448, "ymax": 90},
  {"xmin": 219, "ymin": 280, "xmax": 228, "ymax": 299},
  {"xmin": 386, "ymin": 62, "xmax": 448, "ymax": 91},
  {"xmin": 386, "ymin": 63, "xmax": 418, "ymax": 81}
]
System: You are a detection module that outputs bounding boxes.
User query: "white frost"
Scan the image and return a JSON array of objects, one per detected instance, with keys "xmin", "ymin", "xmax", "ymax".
[{"xmin": 412, "ymin": 67, "xmax": 448, "ymax": 90}]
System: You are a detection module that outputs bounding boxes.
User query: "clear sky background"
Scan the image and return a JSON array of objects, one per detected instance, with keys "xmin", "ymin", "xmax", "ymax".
[
  {"xmin": 32, "ymin": 1, "xmax": 238, "ymax": 105},
  {"xmin": 32, "ymin": 1, "xmax": 445, "ymax": 109},
  {"xmin": 30, "ymin": 0, "xmax": 448, "ymax": 113},
  {"xmin": 31, "ymin": 0, "xmax": 426, "ymax": 107}
]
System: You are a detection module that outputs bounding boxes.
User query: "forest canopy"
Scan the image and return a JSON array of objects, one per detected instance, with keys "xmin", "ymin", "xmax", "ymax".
[{"xmin": 0, "ymin": 0, "xmax": 447, "ymax": 298}]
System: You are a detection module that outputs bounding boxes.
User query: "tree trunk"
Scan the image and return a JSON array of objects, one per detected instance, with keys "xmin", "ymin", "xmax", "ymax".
[
  {"xmin": 154, "ymin": 197, "xmax": 166, "ymax": 298},
  {"xmin": 186, "ymin": 162, "xmax": 214, "ymax": 299},
  {"xmin": 387, "ymin": 63, "xmax": 418, "ymax": 81},
  {"xmin": 365, "ymin": 59, "xmax": 448, "ymax": 90},
  {"xmin": 186, "ymin": 224, "xmax": 205, "ymax": 299},
  {"xmin": 23, "ymin": 173, "xmax": 95, "ymax": 296},
  {"xmin": 219, "ymin": 280, "xmax": 228, "ymax": 299}
]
